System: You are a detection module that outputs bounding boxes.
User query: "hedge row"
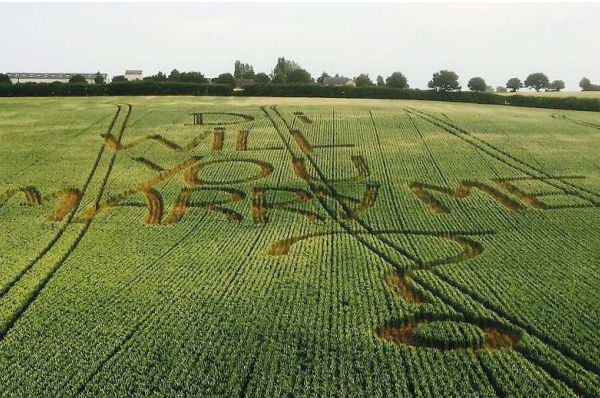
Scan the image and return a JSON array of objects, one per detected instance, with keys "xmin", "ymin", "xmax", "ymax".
[
  {"xmin": 1, "ymin": 82, "xmax": 599, "ymax": 112},
  {"xmin": 0, "ymin": 81, "xmax": 232, "ymax": 97},
  {"xmin": 241, "ymin": 84, "xmax": 506, "ymax": 104},
  {"xmin": 506, "ymin": 95, "xmax": 600, "ymax": 112},
  {"xmin": 240, "ymin": 84, "xmax": 600, "ymax": 111}
]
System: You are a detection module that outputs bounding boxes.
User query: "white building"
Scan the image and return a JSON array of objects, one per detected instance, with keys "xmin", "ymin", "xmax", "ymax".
[
  {"xmin": 322, "ymin": 76, "xmax": 356, "ymax": 87},
  {"xmin": 124, "ymin": 70, "xmax": 143, "ymax": 81},
  {"xmin": 8, "ymin": 72, "xmax": 106, "ymax": 84}
]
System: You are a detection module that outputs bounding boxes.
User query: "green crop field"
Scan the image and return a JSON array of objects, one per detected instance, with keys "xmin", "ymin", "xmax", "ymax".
[{"xmin": 1, "ymin": 96, "xmax": 600, "ymax": 398}]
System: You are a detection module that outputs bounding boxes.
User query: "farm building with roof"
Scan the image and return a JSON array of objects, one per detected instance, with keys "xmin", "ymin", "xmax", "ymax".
[
  {"xmin": 7, "ymin": 72, "xmax": 106, "ymax": 84},
  {"xmin": 124, "ymin": 70, "xmax": 143, "ymax": 81},
  {"xmin": 323, "ymin": 76, "xmax": 356, "ymax": 87}
]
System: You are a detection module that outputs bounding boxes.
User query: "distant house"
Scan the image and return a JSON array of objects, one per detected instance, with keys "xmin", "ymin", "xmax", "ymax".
[
  {"xmin": 235, "ymin": 79, "xmax": 255, "ymax": 88},
  {"xmin": 124, "ymin": 70, "xmax": 143, "ymax": 81},
  {"xmin": 323, "ymin": 76, "xmax": 356, "ymax": 87},
  {"xmin": 7, "ymin": 72, "xmax": 106, "ymax": 84}
]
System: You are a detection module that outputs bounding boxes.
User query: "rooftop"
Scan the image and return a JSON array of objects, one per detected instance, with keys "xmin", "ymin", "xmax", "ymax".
[
  {"xmin": 323, "ymin": 76, "xmax": 352, "ymax": 85},
  {"xmin": 8, "ymin": 72, "xmax": 106, "ymax": 79}
]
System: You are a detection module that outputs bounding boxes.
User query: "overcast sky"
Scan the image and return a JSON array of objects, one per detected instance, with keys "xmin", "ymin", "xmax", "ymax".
[{"xmin": 1, "ymin": 2, "xmax": 599, "ymax": 90}]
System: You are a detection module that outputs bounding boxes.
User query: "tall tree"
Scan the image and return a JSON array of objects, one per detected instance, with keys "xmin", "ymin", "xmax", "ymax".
[
  {"xmin": 287, "ymin": 69, "xmax": 314, "ymax": 84},
  {"xmin": 354, "ymin": 74, "xmax": 374, "ymax": 87},
  {"xmin": 427, "ymin": 70, "xmax": 460, "ymax": 91},
  {"xmin": 385, "ymin": 72, "xmax": 408, "ymax": 88},
  {"xmin": 271, "ymin": 57, "xmax": 301, "ymax": 84},
  {"xmin": 0, "ymin": 73, "xmax": 12, "ymax": 85},
  {"xmin": 496, "ymin": 86, "xmax": 507, "ymax": 93},
  {"xmin": 243, "ymin": 66, "xmax": 255, "ymax": 79},
  {"xmin": 168, "ymin": 69, "xmax": 181, "ymax": 81},
  {"xmin": 580, "ymin": 77, "xmax": 592, "ymax": 90},
  {"xmin": 467, "ymin": 76, "xmax": 487, "ymax": 92},
  {"xmin": 579, "ymin": 77, "xmax": 600, "ymax": 91},
  {"xmin": 524, "ymin": 73, "xmax": 549, "ymax": 91},
  {"xmin": 234, "ymin": 60, "xmax": 242, "ymax": 78},
  {"xmin": 376, "ymin": 75, "xmax": 385, "ymax": 87},
  {"xmin": 234, "ymin": 61, "xmax": 255, "ymax": 79},
  {"xmin": 506, "ymin": 77, "xmax": 523, "ymax": 92},
  {"xmin": 93, "ymin": 72, "xmax": 105, "ymax": 84}
]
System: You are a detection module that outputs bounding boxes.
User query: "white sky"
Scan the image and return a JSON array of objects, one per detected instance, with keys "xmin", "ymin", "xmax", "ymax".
[{"xmin": 1, "ymin": 2, "xmax": 599, "ymax": 90}]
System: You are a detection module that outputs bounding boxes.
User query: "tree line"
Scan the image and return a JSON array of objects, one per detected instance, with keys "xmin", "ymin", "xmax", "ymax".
[
  {"xmin": 1, "ymin": 57, "xmax": 599, "ymax": 92},
  {"xmin": 132, "ymin": 57, "xmax": 598, "ymax": 93}
]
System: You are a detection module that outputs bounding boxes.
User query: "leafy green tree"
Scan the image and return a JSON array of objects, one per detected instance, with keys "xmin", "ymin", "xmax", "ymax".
[
  {"xmin": 69, "ymin": 74, "xmax": 87, "ymax": 84},
  {"xmin": 427, "ymin": 70, "xmax": 460, "ymax": 91},
  {"xmin": 579, "ymin": 77, "xmax": 600, "ymax": 91},
  {"xmin": 144, "ymin": 71, "xmax": 167, "ymax": 81},
  {"xmin": 496, "ymin": 86, "xmax": 507, "ymax": 93},
  {"xmin": 168, "ymin": 69, "xmax": 181, "ymax": 81},
  {"xmin": 467, "ymin": 76, "xmax": 487, "ymax": 92},
  {"xmin": 271, "ymin": 75, "xmax": 285, "ymax": 84},
  {"xmin": 93, "ymin": 72, "xmax": 105, "ymax": 84},
  {"xmin": 506, "ymin": 77, "xmax": 523, "ymax": 92},
  {"xmin": 386, "ymin": 72, "xmax": 408, "ymax": 88},
  {"xmin": 254, "ymin": 73, "xmax": 271, "ymax": 84},
  {"xmin": 0, "ymin": 73, "xmax": 11, "ymax": 85},
  {"xmin": 317, "ymin": 72, "xmax": 330, "ymax": 84},
  {"xmin": 524, "ymin": 73, "xmax": 549, "ymax": 91},
  {"xmin": 179, "ymin": 72, "xmax": 207, "ymax": 83},
  {"xmin": 214, "ymin": 73, "xmax": 235, "ymax": 85},
  {"xmin": 111, "ymin": 75, "xmax": 127, "ymax": 83},
  {"xmin": 580, "ymin": 77, "xmax": 591, "ymax": 90},
  {"xmin": 376, "ymin": 75, "xmax": 385, "ymax": 87},
  {"xmin": 354, "ymin": 74, "xmax": 374, "ymax": 87},
  {"xmin": 234, "ymin": 61, "xmax": 254, "ymax": 79},
  {"xmin": 549, "ymin": 80, "xmax": 565, "ymax": 92},
  {"xmin": 286, "ymin": 69, "xmax": 314, "ymax": 84},
  {"xmin": 271, "ymin": 57, "xmax": 301, "ymax": 83}
]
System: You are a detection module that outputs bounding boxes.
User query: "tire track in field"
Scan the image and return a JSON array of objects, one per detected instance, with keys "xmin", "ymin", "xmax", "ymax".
[
  {"xmin": 0, "ymin": 105, "xmax": 122, "ymax": 302},
  {"xmin": 264, "ymin": 106, "xmax": 427, "ymax": 396},
  {"xmin": 369, "ymin": 109, "xmax": 506, "ymax": 398},
  {"xmin": 68, "ymin": 204, "xmax": 218, "ymax": 395},
  {"xmin": 0, "ymin": 104, "xmax": 132, "ymax": 342},
  {"xmin": 272, "ymin": 107, "xmax": 487, "ymax": 271},
  {"xmin": 367, "ymin": 110, "xmax": 424, "ymax": 257},
  {"xmin": 410, "ymin": 274, "xmax": 600, "ymax": 398},
  {"xmin": 267, "ymin": 105, "xmax": 600, "ymax": 398},
  {"xmin": 0, "ymin": 110, "xmax": 116, "ymax": 187},
  {"xmin": 73, "ymin": 195, "xmax": 273, "ymax": 397},
  {"xmin": 264, "ymin": 107, "xmax": 421, "ymax": 267},
  {"xmin": 72, "ymin": 111, "xmax": 117, "ymax": 137},
  {"xmin": 406, "ymin": 107, "xmax": 600, "ymax": 371},
  {"xmin": 272, "ymin": 107, "xmax": 424, "ymax": 264},
  {"xmin": 556, "ymin": 114, "xmax": 600, "ymax": 132},
  {"xmin": 403, "ymin": 109, "xmax": 600, "ymax": 394},
  {"xmin": 72, "ymin": 108, "xmax": 280, "ymax": 397},
  {"xmin": 406, "ymin": 108, "xmax": 600, "ymax": 205},
  {"xmin": 406, "ymin": 108, "xmax": 600, "ymax": 394},
  {"xmin": 404, "ymin": 111, "xmax": 493, "ymax": 228}
]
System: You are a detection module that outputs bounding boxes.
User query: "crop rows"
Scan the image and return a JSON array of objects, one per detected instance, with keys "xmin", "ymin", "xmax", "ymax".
[{"xmin": 0, "ymin": 97, "xmax": 598, "ymax": 397}]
